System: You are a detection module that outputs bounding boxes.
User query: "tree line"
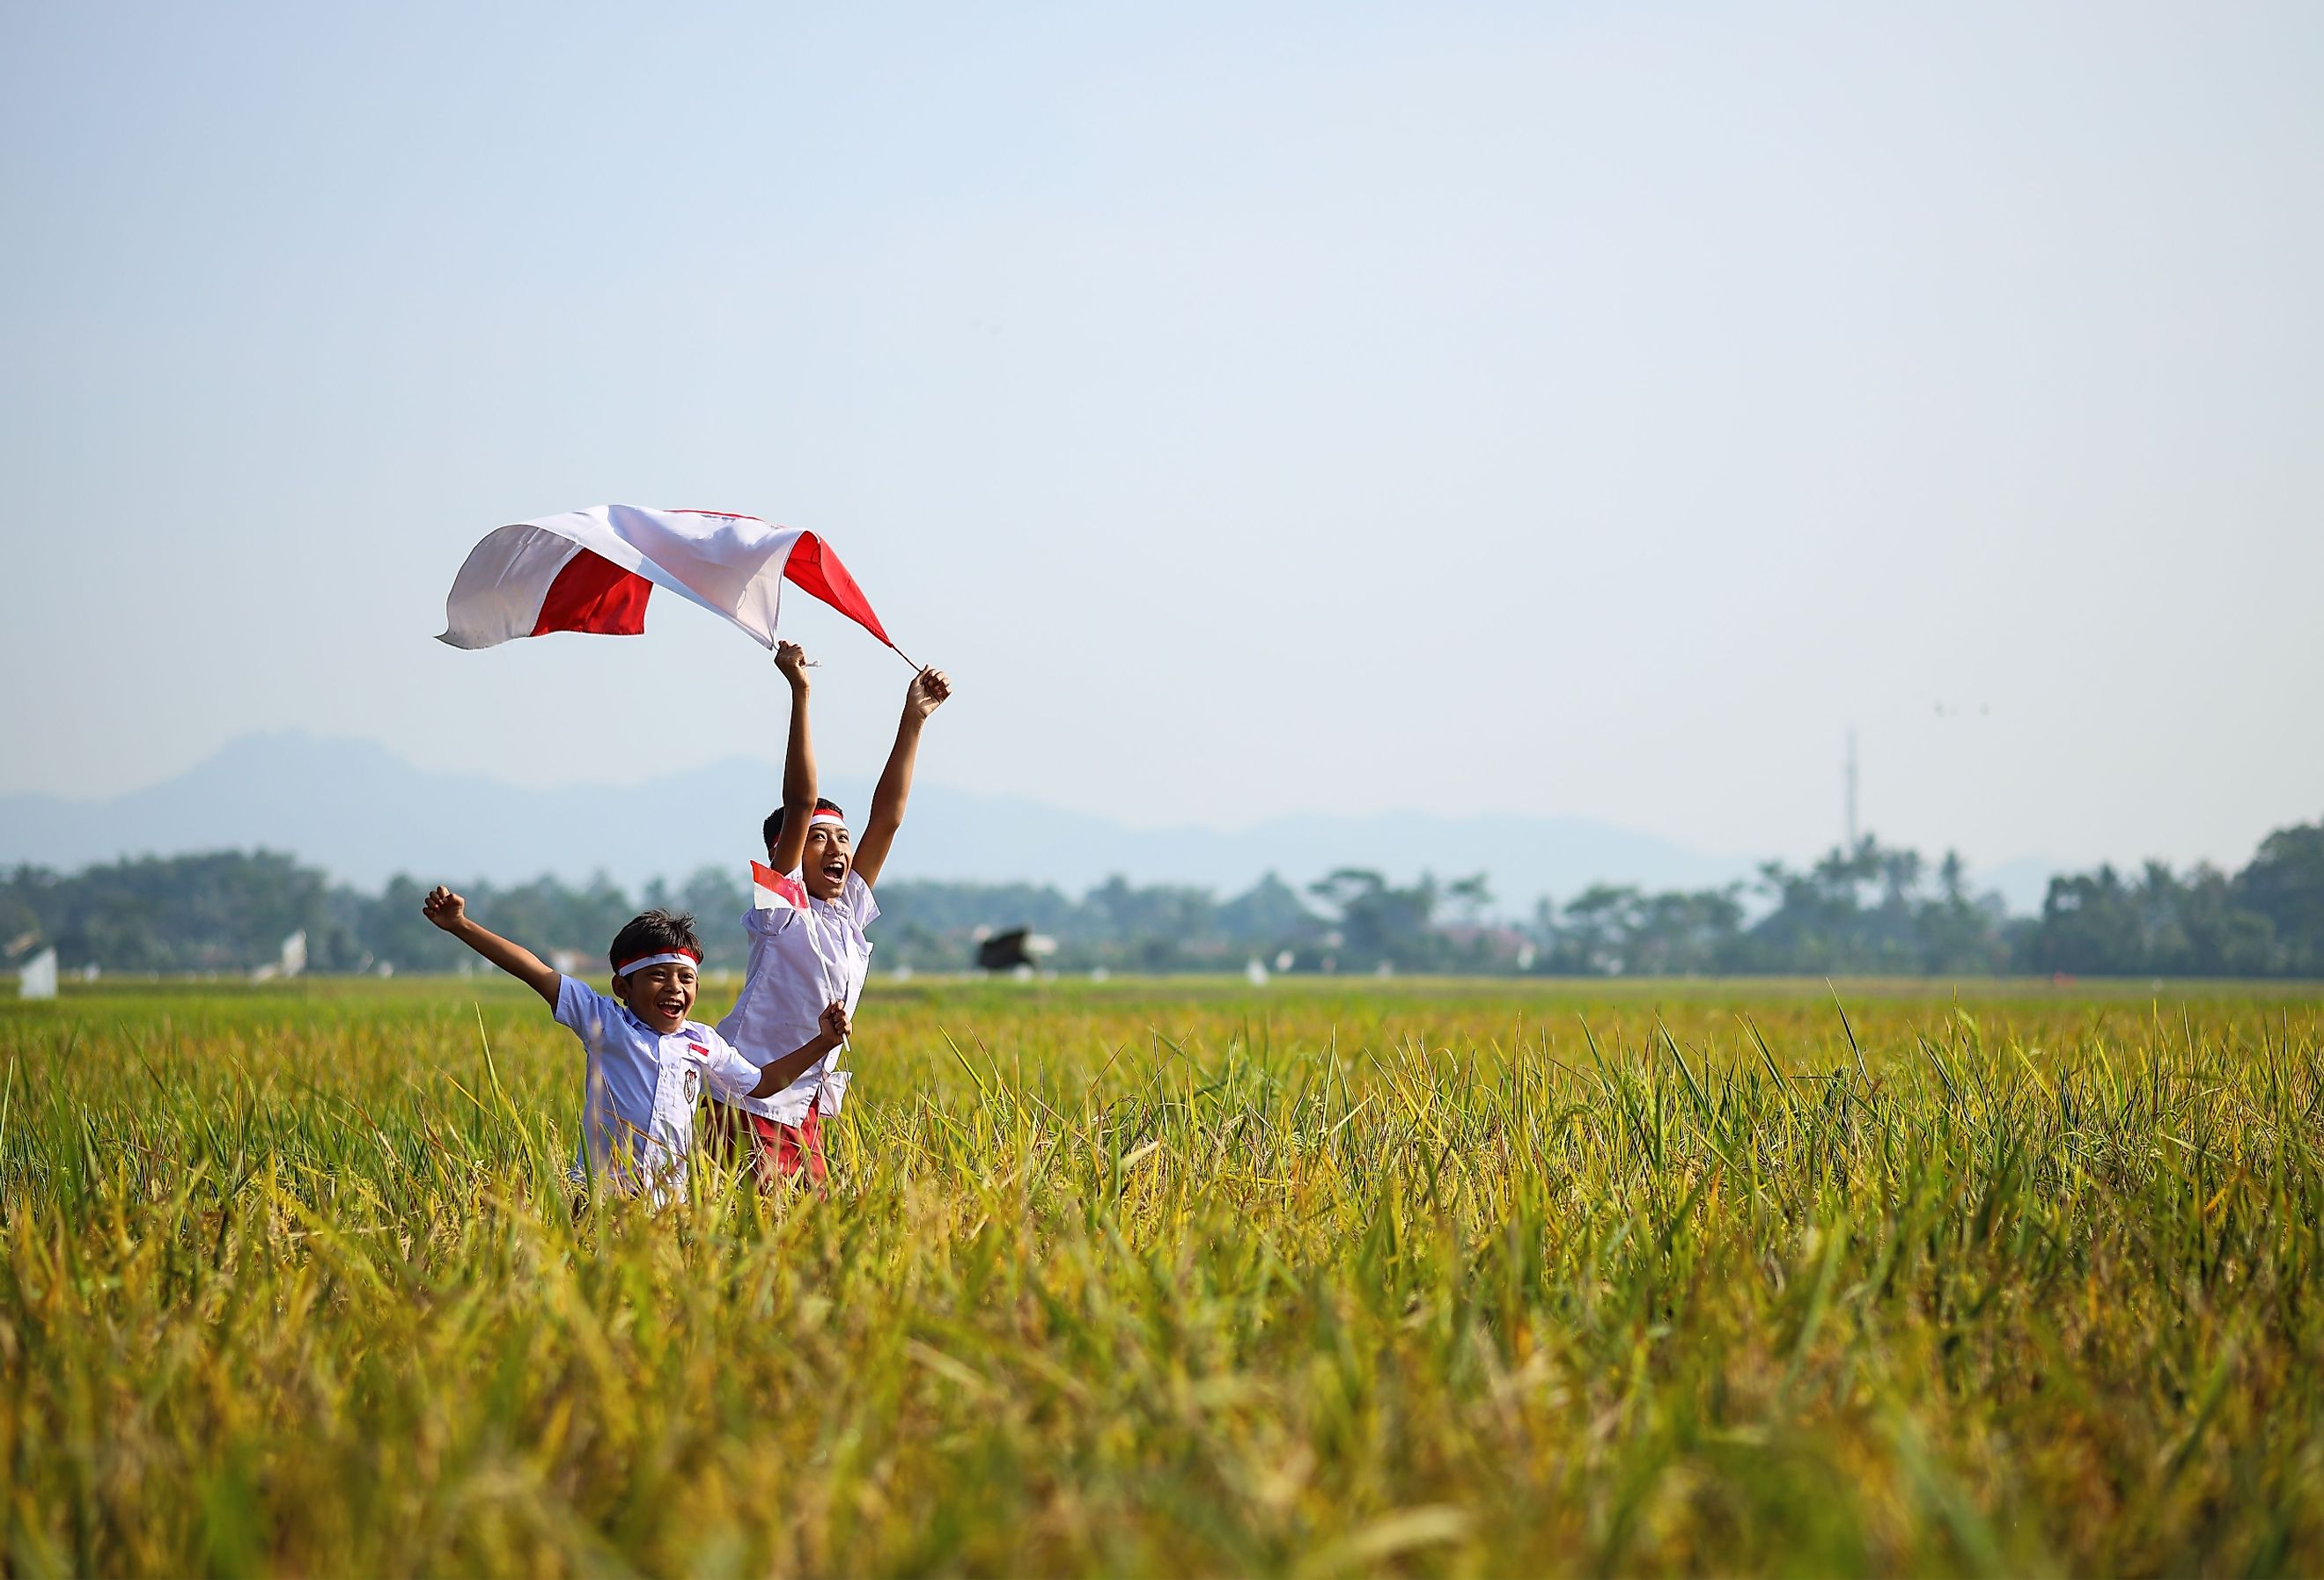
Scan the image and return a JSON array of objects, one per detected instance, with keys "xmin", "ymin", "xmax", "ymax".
[{"xmin": 4, "ymin": 816, "xmax": 2320, "ymax": 979}]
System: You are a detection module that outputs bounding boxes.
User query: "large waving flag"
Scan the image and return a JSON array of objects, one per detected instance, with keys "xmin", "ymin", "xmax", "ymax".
[{"xmin": 438, "ymin": 504, "xmax": 900, "ymax": 655}]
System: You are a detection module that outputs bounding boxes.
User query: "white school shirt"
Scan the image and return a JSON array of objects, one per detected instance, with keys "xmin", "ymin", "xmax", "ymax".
[
  {"xmin": 714, "ymin": 867, "xmax": 879, "ymax": 1125},
  {"xmin": 555, "ymin": 974, "xmax": 761, "ymax": 1202}
]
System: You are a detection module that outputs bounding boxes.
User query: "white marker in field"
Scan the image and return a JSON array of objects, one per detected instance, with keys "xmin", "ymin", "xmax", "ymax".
[
  {"xmin": 251, "ymin": 931, "xmax": 308, "ymax": 983},
  {"xmin": 18, "ymin": 947, "xmax": 57, "ymax": 1000}
]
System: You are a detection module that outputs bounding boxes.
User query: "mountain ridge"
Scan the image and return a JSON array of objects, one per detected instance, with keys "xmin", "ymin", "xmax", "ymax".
[{"xmin": 1, "ymin": 731, "xmax": 2052, "ymax": 911}]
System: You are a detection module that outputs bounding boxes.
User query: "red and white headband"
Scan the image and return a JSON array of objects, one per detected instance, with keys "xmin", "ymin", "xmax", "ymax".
[
  {"xmin": 614, "ymin": 948, "xmax": 702, "ymax": 977},
  {"xmin": 809, "ymin": 808, "xmax": 847, "ymax": 828}
]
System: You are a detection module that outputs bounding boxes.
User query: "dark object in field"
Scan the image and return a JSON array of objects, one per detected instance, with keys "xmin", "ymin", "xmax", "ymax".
[{"xmin": 976, "ymin": 929, "xmax": 1038, "ymax": 971}]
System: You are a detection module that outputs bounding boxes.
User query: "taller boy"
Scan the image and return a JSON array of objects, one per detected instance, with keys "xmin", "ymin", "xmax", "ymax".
[{"xmin": 709, "ymin": 640, "xmax": 951, "ymax": 1184}]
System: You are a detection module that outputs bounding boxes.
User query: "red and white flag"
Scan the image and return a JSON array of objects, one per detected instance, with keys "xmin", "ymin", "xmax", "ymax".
[
  {"xmin": 750, "ymin": 861, "xmax": 810, "ymax": 915},
  {"xmin": 438, "ymin": 504, "xmax": 900, "ymax": 655}
]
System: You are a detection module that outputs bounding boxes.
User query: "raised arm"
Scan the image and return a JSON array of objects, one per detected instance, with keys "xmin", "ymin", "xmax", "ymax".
[
  {"xmin": 852, "ymin": 665, "xmax": 952, "ymax": 888},
  {"xmin": 422, "ymin": 886, "xmax": 560, "ymax": 1005},
  {"xmin": 770, "ymin": 641, "xmax": 818, "ymax": 874},
  {"xmin": 746, "ymin": 1001, "xmax": 851, "ymax": 1098}
]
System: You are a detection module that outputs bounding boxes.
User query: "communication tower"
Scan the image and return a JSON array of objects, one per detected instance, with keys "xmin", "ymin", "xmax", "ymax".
[{"xmin": 1845, "ymin": 728, "xmax": 1859, "ymax": 849}]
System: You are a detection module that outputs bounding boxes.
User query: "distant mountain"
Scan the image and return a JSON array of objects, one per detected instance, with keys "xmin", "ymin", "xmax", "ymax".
[
  {"xmin": 0, "ymin": 732, "xmax": 1789, "ymax": 911},
  {"xmin": 1969, "ymin": 856, "xmax": 2063, "ymax": 918}
]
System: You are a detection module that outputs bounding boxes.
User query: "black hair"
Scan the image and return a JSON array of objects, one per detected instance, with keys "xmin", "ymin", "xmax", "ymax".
[
  {"xmin": 607, "ymin": 908, "xmax": 702, "ymax": 972},
  {"xmin": 761, "ymin": 797, "xmax": 846, "ymax": 853}
]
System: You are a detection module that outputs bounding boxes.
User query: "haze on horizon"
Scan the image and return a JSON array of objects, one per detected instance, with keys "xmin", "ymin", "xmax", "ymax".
[{"xmin": 4, "ymin": 0, "xmax": 2319, "ymax": 880}]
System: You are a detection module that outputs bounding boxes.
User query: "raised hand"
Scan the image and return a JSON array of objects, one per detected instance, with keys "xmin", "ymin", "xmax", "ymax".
[
  {"xmin": 422, "ymin": 886, "xmax": 467, "ymax": 932},
  {"xmin": 776, "ymin": 640, "xmax": 813, "ymax": 689},
  {"xmin": 904, "ymin": 665, "xmax": 952, "ymax": 723}
]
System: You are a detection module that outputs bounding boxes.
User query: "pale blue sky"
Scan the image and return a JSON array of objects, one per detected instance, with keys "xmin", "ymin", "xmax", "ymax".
[{"xmin": 4, "ymin": 0, "xmax": 2319, "ymax": 874}]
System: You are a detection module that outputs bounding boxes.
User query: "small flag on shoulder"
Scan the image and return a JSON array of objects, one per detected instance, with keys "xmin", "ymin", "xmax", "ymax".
[{"xmin": 751, "ymin": 861, "xmax": 809, "ymax": 914}]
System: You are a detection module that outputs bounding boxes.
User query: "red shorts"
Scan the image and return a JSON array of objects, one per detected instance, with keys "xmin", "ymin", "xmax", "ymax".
[{"xmin": 705, "ymin": 1099, "xmax": 827, "ymax": 1188}]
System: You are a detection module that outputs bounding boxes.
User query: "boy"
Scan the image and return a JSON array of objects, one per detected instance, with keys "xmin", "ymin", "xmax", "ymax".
[
  {"xmin": 421, "ymin": 887, "xmax": 849, "ymax": 1202},
  {"xmin": 708, "ymin": 639, "xmax": 951, "ymax": 1185}
]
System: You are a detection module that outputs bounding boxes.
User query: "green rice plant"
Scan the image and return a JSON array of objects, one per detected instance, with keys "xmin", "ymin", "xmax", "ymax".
[{"xmin": 1, "ymin": 976, "xmax": 2320, "ymax": 1576}]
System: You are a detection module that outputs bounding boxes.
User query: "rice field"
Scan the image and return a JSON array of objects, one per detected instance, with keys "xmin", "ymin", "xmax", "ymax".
[{"xmin": 4, "ymin": 974, "xmax": 2322, "ymax": 1576}]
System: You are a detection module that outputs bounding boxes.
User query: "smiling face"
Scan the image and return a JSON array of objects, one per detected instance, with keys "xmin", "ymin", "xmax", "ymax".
[
  {"xmin": 613, "ymin": 960, "xmax": 698, "ymax": 1033},
  {"xmin": 798, "ymin": 819, "xmax": 852, "ymax": 900}
]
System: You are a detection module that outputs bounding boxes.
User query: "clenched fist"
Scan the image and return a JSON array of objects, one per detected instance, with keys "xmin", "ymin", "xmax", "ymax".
[
  {"xmin": 905, "ymin": 666, "xmax": 952, "ymax": 723},
  {"xmin": 422, "ymin": 886, "xmax": 467, "ymax": 931},
  {"xmin": 776, "ymin": 640, "xmax": 813, "ymax": 688}
]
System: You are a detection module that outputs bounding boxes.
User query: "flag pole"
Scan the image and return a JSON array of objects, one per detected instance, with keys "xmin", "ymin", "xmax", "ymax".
[{"xmin": 799, "ymin": 645, "xmax": 924, "ymax": 673}]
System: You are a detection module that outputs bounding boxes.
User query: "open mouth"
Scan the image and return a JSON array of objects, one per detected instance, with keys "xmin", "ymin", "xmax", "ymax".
[{"xmin": 822, "ymin": 858, "xmax": 848, "ymax": 881}]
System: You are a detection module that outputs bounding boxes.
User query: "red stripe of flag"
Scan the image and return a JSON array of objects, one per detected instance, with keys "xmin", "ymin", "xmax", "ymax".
[
  {"xmin": 532, "ymin": 548, "xmax": 652, "ymax": 637},
  {"xmin": 783, "ymin": 533, "xmax": 894, "ymax": 649}
]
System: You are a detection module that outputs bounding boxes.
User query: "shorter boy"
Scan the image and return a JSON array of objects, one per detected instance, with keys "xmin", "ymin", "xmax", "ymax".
[{"xmin": 422, "ymin": 886, "xmax": 847, "ymax": 1202}]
